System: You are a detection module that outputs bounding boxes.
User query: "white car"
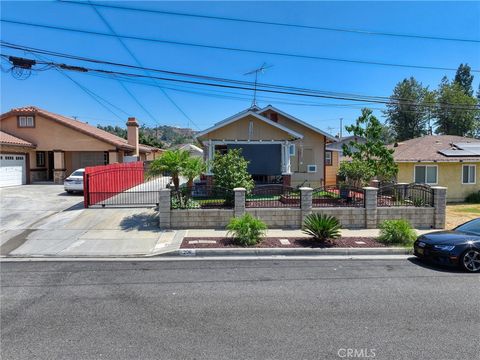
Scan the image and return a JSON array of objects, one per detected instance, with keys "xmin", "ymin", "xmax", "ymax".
[{"xmin": 64, "ymin": 168, "xmax": 85, "ymax": 193}]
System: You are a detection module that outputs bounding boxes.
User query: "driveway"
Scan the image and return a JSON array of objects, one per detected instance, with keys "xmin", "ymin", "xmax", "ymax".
[{"xmin": 0, "ymin": 185, "xmax": 179, "ymax": 256}]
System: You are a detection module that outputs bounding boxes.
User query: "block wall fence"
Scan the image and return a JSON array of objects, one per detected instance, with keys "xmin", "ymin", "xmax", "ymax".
[{"xmin": 158, "ymin": 186, "xmax": 447, "ymax": 230}]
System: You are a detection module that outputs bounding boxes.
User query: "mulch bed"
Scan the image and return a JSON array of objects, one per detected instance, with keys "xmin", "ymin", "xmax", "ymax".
[{"xmin": 181, "ymin": 237, "xmax": 385, "ymax": 249}]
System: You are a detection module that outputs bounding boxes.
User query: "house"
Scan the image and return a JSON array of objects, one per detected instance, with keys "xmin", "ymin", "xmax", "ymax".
[
  {"xmin": 175, "ymin": 143, "xmax": 204, "ymax": 158},
  {"xmin": 0, "ymin": 106, "xmax": 162, "ymax": 186},
  {"xmin": 325, "ymin": 135, "xmax": 366, "ymax": 185},
  {"xmin": 195, "ymin": 105, "xmax": 336, "ymax": 188},
  {"xmin": 392, "ymin": 135, "xmax": 480, "ymax": 202}
]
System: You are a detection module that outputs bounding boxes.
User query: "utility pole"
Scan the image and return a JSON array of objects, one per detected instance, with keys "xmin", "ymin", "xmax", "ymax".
[{"xmin": 244, "ymin": 63, "xmax": 273, "ymax": 108}]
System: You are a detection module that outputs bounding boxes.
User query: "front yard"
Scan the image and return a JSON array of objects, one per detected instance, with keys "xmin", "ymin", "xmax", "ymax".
[{"xmin": 446, "ymin": 204, "xmax": 480, "ymax": 229}]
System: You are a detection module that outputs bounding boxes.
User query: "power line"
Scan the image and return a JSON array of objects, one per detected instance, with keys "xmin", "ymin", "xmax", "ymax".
[
  {"xmin": 2, "ymin": 19, "xmax": 478, "ymax": 73},
  {"xmin": 59, "ymin": 0, "xmax": 480, "ymax": 44}
]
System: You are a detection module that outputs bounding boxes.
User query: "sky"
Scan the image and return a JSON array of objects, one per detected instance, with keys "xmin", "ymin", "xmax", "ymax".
[{"xmin": 1, "ymin": 1, "xmax": 479, "ymax": 136}]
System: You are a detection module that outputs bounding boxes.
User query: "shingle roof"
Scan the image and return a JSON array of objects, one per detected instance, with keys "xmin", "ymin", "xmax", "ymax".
[
  {"xmin": 391, "ymin": 135, "xmax": 480, "ymax": 162},
  {"xmin": 0, "ymin": 106, "xmax": 160, "ymax": 153},
  {"xmin": 0, "ymin": 130, "xmax": 36, "ymax": 148}
]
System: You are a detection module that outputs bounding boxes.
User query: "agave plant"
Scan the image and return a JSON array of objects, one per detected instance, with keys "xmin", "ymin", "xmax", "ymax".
[{"xmin": 302, "ymin": 214, "xmax": 341, "ymax": 242}]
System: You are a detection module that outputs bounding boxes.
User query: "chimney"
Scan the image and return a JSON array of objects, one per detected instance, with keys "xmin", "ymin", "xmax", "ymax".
[{"xmin": 126, "ymin": 117, "xmax": 139, "ymax": 157}]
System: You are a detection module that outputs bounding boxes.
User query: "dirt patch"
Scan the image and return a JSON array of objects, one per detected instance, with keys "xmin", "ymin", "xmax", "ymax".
[
  {"xmin": 181, "ymin": 237, "xmax": 385, "ymax": 249},
  {"xmin": 446, "ymin": 204, "xmax": 480, "ymax": 229}
]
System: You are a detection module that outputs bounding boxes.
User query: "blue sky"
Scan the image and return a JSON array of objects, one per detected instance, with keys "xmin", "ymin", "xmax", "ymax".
[{"xmin": 1, "ymin": 1, "xmax": 479, "ymax": 136}]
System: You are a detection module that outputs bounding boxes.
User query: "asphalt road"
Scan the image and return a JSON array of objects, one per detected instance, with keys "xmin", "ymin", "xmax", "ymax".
[{"xmin": 1, "ymin": 258, "xmax": 478, "ymax": 360}]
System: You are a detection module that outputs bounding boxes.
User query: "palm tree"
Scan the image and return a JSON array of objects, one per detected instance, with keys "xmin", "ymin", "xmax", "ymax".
[
  {"xmin": 149, "ymin": 149, "xmax": 190, "ymax": 190},
  {"xmin": 182, "ymin": 157, "xmax": 206, "ymax": 188}
]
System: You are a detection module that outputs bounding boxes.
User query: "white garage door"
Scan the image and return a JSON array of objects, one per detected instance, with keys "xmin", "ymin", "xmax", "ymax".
[{"xmin": 0, "ymin": 154, "xmax": 26, "ymax": 187}]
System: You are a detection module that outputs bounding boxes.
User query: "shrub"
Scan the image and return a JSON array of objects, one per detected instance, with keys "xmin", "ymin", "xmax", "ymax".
[
  {"xmin": 378, "ymin": 219, "xmax": 417, "ymax": 246},
  {"xmin": 211, "ymin": 149, "xmax": 254, "ymax": 193},
  {"xmin": 226, "ymin": 213, "xmax": 267, "ymax": 246},
  {"xmin": 465, "ymin": 191, "xmax": 480, "ymax": 203},
  {"xmin": 302, "ymin": 214, "xmax": 341, "ymax": 242}
]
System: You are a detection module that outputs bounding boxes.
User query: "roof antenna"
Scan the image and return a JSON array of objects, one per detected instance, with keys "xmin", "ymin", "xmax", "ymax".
[{"xmin": 244, "ymin": 63, "xmax": 273, "ymax": 109}]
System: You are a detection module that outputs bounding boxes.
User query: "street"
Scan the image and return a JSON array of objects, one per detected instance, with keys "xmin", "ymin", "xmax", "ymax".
[{"xmin": 1, "ymin": 258, "xmax": 478, "ymax": 360}]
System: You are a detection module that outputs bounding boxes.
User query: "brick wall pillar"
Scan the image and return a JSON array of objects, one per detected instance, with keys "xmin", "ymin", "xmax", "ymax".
[
  {"xmin": 283, "ymin": 174, "xmax": 292, "ymax": 187},
  {"xmin": 432, "ymin": 186, "xmax": 447, "ymax": 229},
  {"xmin": 300, "ymin": 187, "xmax": 313, "ymax": 224},
  {"xmin": 234, "ymin": 187, "xmax": 246, "ymax": 217},
  {"xmin": 159, "ymin": 188, "xmax": 171, "ymax": 229},
  {"xmin": 363, "ymin": 187, "xmax": 378, "ymax": 229}
]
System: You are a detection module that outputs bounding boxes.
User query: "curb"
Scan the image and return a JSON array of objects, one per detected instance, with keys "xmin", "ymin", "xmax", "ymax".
[{"xmin": 158, "ymin": 247, "xmax": 413, "ymax": 257}]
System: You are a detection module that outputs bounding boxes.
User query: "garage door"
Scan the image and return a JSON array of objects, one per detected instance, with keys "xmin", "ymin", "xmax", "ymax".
[{"xmin": 0, "ymin": 154, "xmax": 26, "ymax": 187}]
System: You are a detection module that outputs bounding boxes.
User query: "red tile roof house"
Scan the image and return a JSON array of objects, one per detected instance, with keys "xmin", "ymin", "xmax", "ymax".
[{"xmin": 0, "ymin": 106, "xmax": 162, "ymax": 186}]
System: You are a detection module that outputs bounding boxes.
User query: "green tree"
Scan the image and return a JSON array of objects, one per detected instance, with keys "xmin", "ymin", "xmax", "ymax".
[
  {"xmin": 385, "ymin": 77, "xmax": 430, "ymax": 141},
  {"xmin": 454, "ymin": 63, "xmax": 474, "ymax": 96},
  {"xmin": 434, "ymin": 77, "xmax": 479, "ymax": 136},
  {"xmin": 149, "ymin": 149, "xmax": 190, "ymax": 190},
  {"xmin": 337, "ymin": 159, "xmax": 375, "ymax": 188},
  {"xmin": 343, "ymin": 108, "xmax": 398, "ymax": 182},
  {"xmin": 211, "ymin": 149, "xmax": 254, "ymax": 192},
  {"xmin": 182, "ymin": 157, "xmax": 206, "ymax": 188}
]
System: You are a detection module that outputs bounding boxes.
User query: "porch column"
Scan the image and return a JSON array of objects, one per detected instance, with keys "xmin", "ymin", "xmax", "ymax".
[
  {"xmin": 206, "ymin": 140, "xmax": 214, "ymax": 175},
  {"xmin": 53, "ymin": 151, "xmax": 66, "ymax": 184},
  {"xmin": 282, "ymin": 141, "xmax": 291, "ymax": 175},
  {"xmin": 108, "ymin": 150, "xmax": 119, "ymax": 164}
]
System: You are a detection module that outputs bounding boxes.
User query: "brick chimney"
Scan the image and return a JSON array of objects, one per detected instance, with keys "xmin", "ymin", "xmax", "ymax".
[{"xmin": 126, "ymin": 117, "xmax": 139, "ymax": 157}]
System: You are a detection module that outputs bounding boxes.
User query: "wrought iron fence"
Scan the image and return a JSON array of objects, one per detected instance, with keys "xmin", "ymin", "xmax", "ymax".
[
  {"xmin": 246, "ymin": 185, "xmax": 300, "ymax": 208},
  {"xmin": 377, "ymin": 183, "xmax": 433, "ymax": 207},
  {"xmin": 312, "ymin": 185, "xmax": 365, "ymax": 207},
  {"xmin": 170, "ymin": 184, "xmax": 234, "ymax": 209}
]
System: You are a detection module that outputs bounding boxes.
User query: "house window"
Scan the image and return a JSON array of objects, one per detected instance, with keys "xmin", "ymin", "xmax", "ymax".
[
  {"xmin": 462, "ymin": 165, "xmax": 476, "ymax": 184},
  {"xmin": 36, "ymin": 151, "xmax": 46, "ymax": 167},
  {"xmin": 18, "ymin": 116, "xmax": 35, "ymax": 128},
  {"xmin": 103, "ymin": 151, "xmax": 109, "ymax": 165},
  {"xmin": 289, "ymin": 144, "xmax": 295, "ymax": 156},
  {"xmin": 325, "ymin": 151, "xmax": 332, "ymax": 166},
  {"xmin": 307, "ymin": 165, "xmax": 317, "ymax": 173},
  {"xmin": 414, "ymin": 165, "xmax": 437, "ymax": 184}
]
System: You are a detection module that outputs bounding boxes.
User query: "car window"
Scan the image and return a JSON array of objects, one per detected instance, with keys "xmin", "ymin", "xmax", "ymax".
[
  {"xmin": 456, "ymin": 219, "xmax": 480, "ymax": 236},
  {"xmin": 71, "ymin": 171, "xmax": 84, "ymax": 177}
]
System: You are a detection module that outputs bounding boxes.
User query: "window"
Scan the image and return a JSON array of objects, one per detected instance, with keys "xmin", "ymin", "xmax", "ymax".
[
  {"xmin": 36, "ymin": 151, "xmax": 46, "ymax": 167},
  {"xmin": 462, "ymin": 165, "xmax": 476, "ymax": 184},
  {"xmin": 18, "ymin": 116, "xmax": 35, "ymax": 128},
  {"xmin": 307, "ymin": 165, "xmax": 317, "ymax": 173},
  {"xmin": 414, "ymin": 165, "xmax": 437, "ymax": 184},
  {"xmin": 325, "ymin": 151, "xmax": 332, "ymax": 166},
  {"xmin": 289, "ymin": 144, "xmax": 295, "ymax": 156}
]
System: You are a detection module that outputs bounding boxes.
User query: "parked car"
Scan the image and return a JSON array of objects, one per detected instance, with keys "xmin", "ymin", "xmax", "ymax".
[
  {"xmin": 64, "ymin": 168, "xmax": 85, "ymax": 193},
  {"xmin": 414, "ymin": 218, "xmax": 480, "ymax": 272}
]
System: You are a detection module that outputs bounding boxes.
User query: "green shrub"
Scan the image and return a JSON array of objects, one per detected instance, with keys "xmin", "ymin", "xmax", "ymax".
[
  {"xmin": 465, "ymin": 191, "xmax": 480, "ymax": 203},
  {"xmin": 302, "ymin": 214, "xmax": 341, "ymax": 242},
  {"xmin": 170, "ymin": 196, "xmax": 200, "ymax": 209},
  {"xmin": 378, "ymin": 219, "xmax": 417, "ymax": 246},
  {"xmin": 226, "ymin": 213, "xmax": 267, "ymax": 246}
]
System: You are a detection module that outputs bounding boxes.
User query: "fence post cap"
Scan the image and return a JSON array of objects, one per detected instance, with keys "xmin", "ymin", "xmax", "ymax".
[
  {"xmin": 160, "ymin": 188, "xmax": 172, "ymax": 192},
  {"xmin": 299, "ymin": 187, "xmax": 313, "ymax": 191},
  {"xmin": 396, "ymin": 182, "xmax": 409, "ymax": 185},
  {"xmin": 430, "ymin": 186, "xmax": 447, "ymax": 190},
  {"xmin": 363, "ymin": 186, "xmax": 378, "ymax": 191},
  {"xmin": 233, "ymin": 187, "xmax": 246, "ymax": 192}
]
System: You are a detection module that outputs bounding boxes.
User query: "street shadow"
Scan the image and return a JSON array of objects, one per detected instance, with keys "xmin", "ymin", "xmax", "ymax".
[
  {"xmin": 407, "ymin": 257, "xmax": 465, "ymax": 274},
  {"xmin": 63, "ymin": 202, "xmax": 85, "ymax": 212},
  {"xmin": 119, "ymin": 212, "xmax": 159, "ymax": 231},
  {"xmin": 57, "ymin": 191, "xmax": 83, "ymax": 197}
]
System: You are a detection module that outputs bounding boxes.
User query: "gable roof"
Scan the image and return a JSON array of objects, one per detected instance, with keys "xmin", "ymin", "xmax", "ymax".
[
  {"xmin": 195, "ymin": 108, "xmax": 304, "ymax": 140},
  {"xmin": 391, "ymin": 135, "xmax": 480, "ymax": 162},
  {"xmin": 0, "ymin": 106, "xmax": 159, "ymax": 153},
  {"xmin": 326, "ymin": 136, "xmax": 366, "ymax": 152},
  {"xmin": 259, "ymin": 105, "xmax": 337, "ymax": 141},
  {"xmin": 0, "ymin": 130, "xmax": 36, "ymax": 148}
]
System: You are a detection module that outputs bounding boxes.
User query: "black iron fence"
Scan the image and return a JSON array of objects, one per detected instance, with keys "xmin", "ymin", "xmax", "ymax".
[
  {"xmin": 377, "ymin": 183, "xmax": 433, "ymax": 207},
  {"xmin": 170, "ymin": 184, "xmax": 234, "ymax": 209},
  {"xmin": 246, "ymin": 185, "xmax": 300, "ymax": 208},
  {"xmin": 312, "ymin": 185, "xmax": 365, "ymax": 207}
]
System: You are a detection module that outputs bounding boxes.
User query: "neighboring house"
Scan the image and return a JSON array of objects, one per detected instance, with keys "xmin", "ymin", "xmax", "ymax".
[
  {"xmin": 0, "ymin": 106, "xmax": 162, "ymax": 186},
  {"xmin": 392, "ymin": 135, "xmax": 480, "ymax": 202},
  {"xmin": 196, "ymin": 105, "xmax": 336, "ymax": 188},
  {"xmin": 325, "ymin": 135, "xmax": 366, "ymax": 185},
  {"xmin": 176, "ymin": 143, "xmax": 204, "ymax": 158}
]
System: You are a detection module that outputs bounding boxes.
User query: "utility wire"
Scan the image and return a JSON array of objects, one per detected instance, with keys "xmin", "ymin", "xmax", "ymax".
[
  {"xmin": 2, "ymin": 19, "xmax": 477, "ymax": 73},
  {"xmin": 59, "ymin": 0, "xmax": 480, "ymax": 44}
]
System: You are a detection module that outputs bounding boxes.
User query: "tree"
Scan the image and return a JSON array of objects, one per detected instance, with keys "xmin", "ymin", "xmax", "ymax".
[
  {"xmin": 434, "ymin": 77, "xmax": 479, "ymax": 137},
  {"xmin": 182, "ymin": 157, "xmax": 206, "ymax": 188},
  {"xmin": 149, "ymin": 149, "xmax": 190, "ymax": 190},
  {"xmin": 211, "ymin": 149, "xmax": 254, "ymax": 192},
  {"xmin": 343, "ymin": 108, "xmax": 398, "ymax": 181},
  {"xmin": 384, "ymin": 77, "xmax": 430, "ymax": 141},
  {"xmin": 454, "ymin": 63, "xmax": 474, "ymax": 96},
  {"xmin": 337, "ymin": 159, "xmax": 375, "ymax": 188}
]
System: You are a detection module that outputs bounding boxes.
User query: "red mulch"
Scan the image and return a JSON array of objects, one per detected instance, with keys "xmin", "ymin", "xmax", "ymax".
[{"xmin": 181, "ymin": 237, "xmax": 385, "ymax": 249}]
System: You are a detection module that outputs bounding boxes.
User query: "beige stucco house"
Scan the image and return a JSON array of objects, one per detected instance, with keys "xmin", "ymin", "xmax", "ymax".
[
  {"xmin": 392, "ymin": 135, "xmax": 480, "ymax": 202},
  {"xmin": 0, "ymin": 106, "xmax": 162, "ymax": 186},
  {"xmin": 196, "ymin": 105, "xmax": 336, "ymax": 188}
]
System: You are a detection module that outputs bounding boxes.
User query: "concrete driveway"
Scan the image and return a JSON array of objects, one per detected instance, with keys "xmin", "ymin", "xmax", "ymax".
[{"xmin": 0, "ymin": 185, "xmax": 179, "ymax": 257}]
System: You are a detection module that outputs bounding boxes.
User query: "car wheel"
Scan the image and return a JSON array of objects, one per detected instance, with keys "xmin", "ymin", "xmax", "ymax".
[
  {"xmin": 460, "ymin": 249, "xmax": 480, "ymax": 273},
  {"xmin": 66, "ymin": 190, "xmax": 73, "ymax": 194}
]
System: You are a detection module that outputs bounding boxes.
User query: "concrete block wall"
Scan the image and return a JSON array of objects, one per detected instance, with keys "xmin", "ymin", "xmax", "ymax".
[
  {"xmin": 170, "ymin": 209, "xmax": 234, "ymax": 229},
  {"xmin": 246, "ymin": 208, "xmax": 302, "ymax": 228},
  {"xmin": 311, "ymin": 208, "xmax": 365, "ymax": 229},
  {"xmin": 377, "ymin": 207, "xmax": 435, "ymax": 229}
]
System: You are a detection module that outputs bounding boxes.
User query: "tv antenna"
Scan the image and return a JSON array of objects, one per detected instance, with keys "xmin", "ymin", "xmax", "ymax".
[{"xmin": 244, "ymin": 63, "xmax": 273, "ymax": 108}]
